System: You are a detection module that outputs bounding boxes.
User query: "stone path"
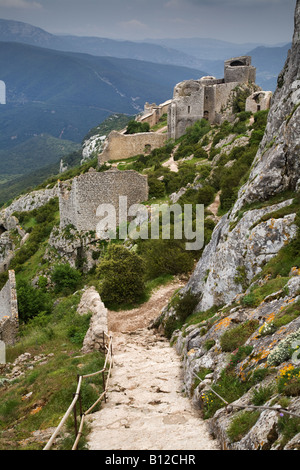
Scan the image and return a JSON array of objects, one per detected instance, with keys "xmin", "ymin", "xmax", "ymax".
[{"xmin": 87, "ymin": 281, "xmax": 219, "ymax": 451}]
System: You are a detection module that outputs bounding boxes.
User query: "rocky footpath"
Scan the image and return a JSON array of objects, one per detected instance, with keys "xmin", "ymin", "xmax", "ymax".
[{"xmin": 155, "ymin": 0, "xmax": 300, "ymax": 451}]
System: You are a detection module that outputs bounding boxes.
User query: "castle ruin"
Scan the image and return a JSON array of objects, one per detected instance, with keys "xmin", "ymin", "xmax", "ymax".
[
  {"xmin": 99, "ymin": 130, "xmax": 167, "ymax": 164},
  {"xmin": 58, "ymin": 168, "xmax": 148, "ymax": 233},
  {"xmin": 168, "ymin": 56, "xmax": 269, "ymax": 140}
]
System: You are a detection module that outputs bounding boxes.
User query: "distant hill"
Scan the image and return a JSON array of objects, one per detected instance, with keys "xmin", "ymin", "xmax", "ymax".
[
  {"xmin": 0, "ymin": 18, "xmax": 203, "ymax": 69},
  {"xmin": 0, "ymin": 41, "xmax": 206, "ymax": 177},
  {"xmin": 0, "ymin": 134, "xmax": 80, "ymax": 175},
  {"xmin": 144, "ymin": 37, "xmax": 263, "ymax": 61},
  {"xmin": 246, "ymin": 43, "xmax": 291, "ymax": 91}
]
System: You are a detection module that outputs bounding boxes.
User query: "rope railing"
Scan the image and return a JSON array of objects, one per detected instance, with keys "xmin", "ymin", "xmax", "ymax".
[
  {"xmin": 192, "ymin": 371, "xmax": 300, "ymax": 419},
  {"xmin": 43, "ymin": 332, "xmax": 113, "ymax": 451}
]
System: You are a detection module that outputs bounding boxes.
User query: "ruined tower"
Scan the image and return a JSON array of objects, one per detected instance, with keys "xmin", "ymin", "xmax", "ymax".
[{"xmin": 168, "ymin": 56, "xmax": 261, "ymax": 140}]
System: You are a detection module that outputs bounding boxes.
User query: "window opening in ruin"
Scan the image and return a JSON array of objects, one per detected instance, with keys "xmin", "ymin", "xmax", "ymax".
[
  {"xmin": 257, "ymin": 105, "xmax": 261, "ymax": 111},
  {"xmin": 188, "ymin": 106, "xmax": 191, "ymax": 114},
  {"xmin": 230, "ymin": 60, "xmax": 245, "ymax": 67},
  {"xmin": 203, "ymin": 111, "xmax": 209, "ymax": 120}
]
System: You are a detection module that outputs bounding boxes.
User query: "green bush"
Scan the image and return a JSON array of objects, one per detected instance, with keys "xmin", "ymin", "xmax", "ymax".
[
  {"xmin": 51, "ymin": 264, "xmax": 82, "ymax": 294},
  {"xmin": 16, "ymin": 279, "xmax": 53, "ymax": 323},
  {"xmin": 125, "ymin": 120, "xmax": 150, "ymax": 134},
  {"xmin": 173, "ymin": 289, "xmax": 199, "ymax": 323},
  {"xmin": 139, "ymin": 238, "xmax": 195, "ymax": 280},
  {"xmin": 148, "ymin": 176, "xmax": 166, "ymax": 199},
  {"xmin": 197, "ymin": 185, "xmax": 216, "ymax": 207},
  {"xmin": 97, "ymin": 244, "xmax": 146, "ymax": 306},
  {"xmin": 227, "ymin": 411, "xmax": 260, "ymax": 443}
]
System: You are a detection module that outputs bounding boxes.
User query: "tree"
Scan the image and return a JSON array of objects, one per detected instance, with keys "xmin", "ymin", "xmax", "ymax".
[
  {"xmin": 96, "ymin": 245, "xmax": 146, "ymax": 305},
  {"xmin": 51, "ymin": 264, "xmax": 82, "ymax": 294},
  {"xmin": 17, "ymin": 279, "xmax": 53, "ymax": 322},
  {"xmin": 125, "ymin": 120, "xmax": 150, "ymax": 134}
]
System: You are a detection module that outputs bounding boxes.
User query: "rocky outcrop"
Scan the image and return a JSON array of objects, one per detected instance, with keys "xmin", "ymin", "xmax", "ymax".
[
  {"xmin": 186, "ymin": 199, "xmax": 297, "ymax": 312},
  {"xmin": 77, "ymin": 287, "xmax": 108, "ymax": 353},
  {"xmin": 232, "ymin": 1, "xmax": 300, "ymax": 212},
  {"xmin": 156, "ymin": 0, "xmax": 300, "ymax": 451},
  {"xmin": 170, "ymin": 0, "xmax": 300, "ymax": 314}
]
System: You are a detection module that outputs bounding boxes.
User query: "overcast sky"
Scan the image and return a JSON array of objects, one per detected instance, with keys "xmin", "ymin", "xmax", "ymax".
[{"xmin": 0, "ymin": 0, "xmax": 297, "ymax": 44}]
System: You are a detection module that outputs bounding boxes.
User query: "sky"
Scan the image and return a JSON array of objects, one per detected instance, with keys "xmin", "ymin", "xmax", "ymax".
[{"xmin": 0, "ymin": 0, "xmax": 297, "ymax": 45}]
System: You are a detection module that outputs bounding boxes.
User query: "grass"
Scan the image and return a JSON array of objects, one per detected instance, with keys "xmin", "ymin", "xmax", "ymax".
[
  {"xmin": 241, "ymin": 277, "xmax": 289, "ymax": 308},
  {"xmin": 0, "ymin": 293, "xmax": 106, "ymax": 450},
  {"xmin": 227, "ymin": 410, "xmax": 260, "ymax": 443},
  {"xmin": 220, "ymin": 320, "xmax": 259, "ymax": 352}
]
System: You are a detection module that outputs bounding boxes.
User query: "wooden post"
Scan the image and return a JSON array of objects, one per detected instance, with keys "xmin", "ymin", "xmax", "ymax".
[
  {"xmin": 102, "ymin": 370, "xmax": 107, "ymax": 403},
  {"xmin": 73, "ymin": 394, "xmax": 78, "ymax": 438}
]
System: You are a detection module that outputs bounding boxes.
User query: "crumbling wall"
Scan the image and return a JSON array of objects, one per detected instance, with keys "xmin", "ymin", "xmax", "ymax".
[
  {"xmin": 138, "ymin": 100, "xmax": 171, "ymax": 127},
  {"xmin": 168, "ymin": 56, "xmax": 264, "ymax": 140},
  {"xmin": 246, "ymin": 91, "xmax": 273, "ymax": 113},
  {"xmin": 0, "ymin": 270, "xmax": 18, "ymax": 345},
  {"xmin": 224, "ymin": 56, "xmax": 256, "ymax": 84},
  {"xmin": 99, "ymin": 130, "xmax": 167, "ymax": 163},
  {"xmin": 59, "ymin": 168, "xmax": 148, "ymax": 232}
]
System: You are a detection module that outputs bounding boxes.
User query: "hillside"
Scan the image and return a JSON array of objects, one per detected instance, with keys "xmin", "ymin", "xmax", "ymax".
[
  {"xmin": 0, "ymin": 2, "xmax": 299, "ymax": 452},
  {"xmin": 0, "ymin": 41, "xmax": 206, "ymax": 180},
  {"xmin": 156, "ymin": 0, "xmax": 300, "ymax": 450},
  {"xmin": 0, "ymin": 18, "xmax": 203, "ymax": 69},
  {"xmin": 0, "ymin": 86, "xmax": 272, "ymax": 450}
]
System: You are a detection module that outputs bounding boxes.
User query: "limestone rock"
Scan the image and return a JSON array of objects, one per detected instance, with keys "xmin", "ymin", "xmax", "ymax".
[
  {"xmin": 232, "ymin": 1, "xmax": 300, "ymax": 212},
  {"xmin": 78, "ymin": 287, "xmax": 108, "ymax": 353}
]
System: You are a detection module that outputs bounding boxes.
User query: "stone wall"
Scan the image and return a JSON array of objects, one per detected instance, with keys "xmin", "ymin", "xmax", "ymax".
[
  {"xmin": 0, "ymin": 270, "xmax": 18, "ymax": 345},
  {"xmin": 245, "ymin": 91, "xmax": 273, "ymax": 113},
  {"xmin": 59, "ymin": 168, "xmax": 148, "ymax": 232},
  {"xmin": 138, "ymin": 100, "xmax": 171, "ymax": 127},
  {"xmin": 99, "ymin": 130, "xmax": 167, "ymax": 163},
  {"xmin": 224, "ymin": 56, "xmax": 256, "ymax": 84},
  {"xmin": 167, "ymin": 56, "xmax": 263, "ymax": 140},
  {"xmin": 168, "ymin": 80, "xmax": 250, "ymax": 139}
]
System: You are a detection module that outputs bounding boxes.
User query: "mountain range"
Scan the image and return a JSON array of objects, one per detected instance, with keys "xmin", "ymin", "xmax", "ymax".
[{"xmin": 0, "ymin": 18, "xmax": 292, "ymax": 199}]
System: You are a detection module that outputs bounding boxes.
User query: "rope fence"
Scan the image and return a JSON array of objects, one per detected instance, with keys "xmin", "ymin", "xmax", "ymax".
[
  {"xmin": 44, "ymin": 332, "xmax": 113, "ymax": 451},
  {"xmin": 192, "ymin": 371, "xmax": 300, "ymax": 419}
]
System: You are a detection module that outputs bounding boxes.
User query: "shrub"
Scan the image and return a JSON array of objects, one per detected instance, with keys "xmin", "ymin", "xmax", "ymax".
[
  {"xmin": 220, "ymin": 320, "xmax": 259, "ymax": 352},
  {"xmin": 97, "ymin": 244, "xmax": 146, "ymax": 305},
  {"xmin": 252, "ymin": 384, "xmax": 275, "ymax": 406},
  {"xmin": 164, "ymin": 316, "xmax": 182, "ymax": 340},
  {"xmin": 267, "ymin": 329, "xmax": 300, "ymax": 366},
  {"xmin": 197, "ymin": 185, "xmax": 215, "ymax": 207},
  {"xmin": 173, "ymin": 289, "xmax": 199, "ymax": 323},
  {"xmin": 16, "ymin": 279, "xmax": 53, "ymax": 322},
  {"xmin": 51, "ymin": 264, "xmax": 82, "ymax": 294},
  {"xmin": 140, "ymin": 238, "xmax": 195, "ymax": 280},
  {"xmin": 277, "ymin": 414, "xmax": 300, "ymax": 447},
  {"xmin": 148, "ymin": 176, "xmax": 166, "ymax": 199},
  {"xmin": 125, "ymin": 120, "xmax": 150, "ymax": 134},
  {"xmin": 277, "ymin": 365, "xmax": 300, "ymax": 396}
]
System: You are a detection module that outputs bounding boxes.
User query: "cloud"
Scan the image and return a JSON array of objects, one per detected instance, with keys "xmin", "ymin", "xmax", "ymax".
[
  {"xmin": 185, "ymin": 0, "xmax": 294, "ymax": 5},
  {"xmin": 0, "ymin": 0, "xmax": 42, "ymax": 8}
]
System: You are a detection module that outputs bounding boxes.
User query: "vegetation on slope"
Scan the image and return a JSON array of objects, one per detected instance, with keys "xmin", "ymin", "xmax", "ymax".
[{"xmin": 0, "ymin": 107, "xmax": 271, "ymax": 449}]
